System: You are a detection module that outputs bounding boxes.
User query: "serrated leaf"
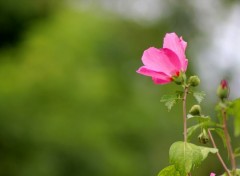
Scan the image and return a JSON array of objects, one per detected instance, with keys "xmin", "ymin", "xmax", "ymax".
[
  {"xmin": 175, "ymin": 90, "xmax": 184, "ymax": 98},
  {"xmin": 157, "ymin": 165, "xmax": 180, "ymax": 176},
  {"xmin": 193, "ymin": 91, "xmax": 206, "ymax": 104},
  {"xmin": 169, "ymin": 141, "xmax": 218, "ymax": 175},
  {"xmin": 165, "ymin": 99, "xmax": 177, "ymax": 111},
  {"xmin": 160, "ymin": 95, "xmax": 176, "ymax": 101},
  {"xmin": 160, "ymin": 95, "xmax": 178, "ymax": 111}
]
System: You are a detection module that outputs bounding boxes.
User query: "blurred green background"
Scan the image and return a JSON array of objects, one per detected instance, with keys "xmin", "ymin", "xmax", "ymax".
[{"xmin": 0, "ymin": 0, "xmax": 239, "ymax": 175}]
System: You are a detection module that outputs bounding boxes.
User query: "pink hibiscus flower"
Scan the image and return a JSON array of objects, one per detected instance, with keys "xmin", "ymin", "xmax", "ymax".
[
  {"xmin": 210, "ymin": 172, "xmax": 216, "ymax": 176},
  {"xmin": 137, "ymin": 32, "xmax": 188, "ymax": 84}
]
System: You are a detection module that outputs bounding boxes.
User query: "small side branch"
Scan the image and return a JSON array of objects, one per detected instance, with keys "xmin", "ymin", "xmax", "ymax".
[{"xmin": 208, "ymin": 129, "xmax": 231, "ymax": 176}]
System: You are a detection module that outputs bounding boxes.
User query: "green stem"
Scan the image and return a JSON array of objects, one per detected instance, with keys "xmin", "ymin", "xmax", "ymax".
[
  {"xmin": 183, "ymin": 86, "xmax": 190, "ymax": 176},
  {"xmin": 222, "ymin": 109, "xmax": 236, "ymax": 174},
  {"xmin": 208, "ymin": 129, "xmax": 231, "ymax": 176},
  {"xmin": 183, "ymin": 86, "xmax": 189, "ymax": 143}
]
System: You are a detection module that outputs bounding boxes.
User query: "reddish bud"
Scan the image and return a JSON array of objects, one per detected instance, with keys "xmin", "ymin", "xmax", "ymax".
[
  {"xmin": 220, "ymin": 80, "xmax": 228, "ymax": 89},
  {"xmin": 217, "ymin": 79, "xmax": 229, "ymax": 100}
]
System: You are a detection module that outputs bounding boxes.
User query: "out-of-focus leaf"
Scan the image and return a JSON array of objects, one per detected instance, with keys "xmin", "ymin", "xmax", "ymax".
[
  {"xmin": 233, "ymin": 99, "xmax": 240, "ymax": 136},
  {"xmin": 214, "ymin": 128, "xmax": 227, "ymax": 148},
  {"xmin": 234, "ymin": 147, "xmax": 240, "ymax": 158},
  {"xmin": 221, "ymin": 169, "xmax": 240, "ymax": 176},
  {"xmin": 227, "ymin": 99, "xmax": 240, "ymax": 136},
  {"xmin": 160, "ymin": 95, "xmax": 178, "ymax": 111},
  {"xmin": 193, "ymin": 91, "xmax": 206, "ymax": 104}
]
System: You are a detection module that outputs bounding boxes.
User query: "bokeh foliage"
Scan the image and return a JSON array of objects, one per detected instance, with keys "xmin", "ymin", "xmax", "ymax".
[
  {"xmin": 0, "ymin": 1, "xmax": 232, "ymax": 175},
  {"xmin": 0, "ymin": 0, "xmax": 62, "ymax": 47}
]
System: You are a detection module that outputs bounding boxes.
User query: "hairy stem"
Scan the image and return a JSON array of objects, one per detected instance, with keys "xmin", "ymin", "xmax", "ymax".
[
  {"xmin": 222, "ymin": 109, "xmax": 236, "ymax": 173},
  {"xmin": 183, "ymin": 86, "xmax": 189, "ymax": 143},
  {"xmin": 208, "ymin": 129, "xmax": 231, "ymax": 176}
]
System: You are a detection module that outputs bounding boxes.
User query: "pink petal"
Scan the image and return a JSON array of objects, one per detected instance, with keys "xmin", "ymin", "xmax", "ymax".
[
  {"xmin": 141, "ymin": 47, "xmax": 181, "ymax": 76},
  {"xmin": 136, "ymin": 66, "xmax": 171, "ymax": 81},
  {"xmin": 182, "ymin": 59, "xmax": 188, "ymax": 72},
  {"xmin": 163, "ymin": 33, "xmax": 188, "ymax": 71},
  {"xmin": 210, "ymin": 173, "xmax": 216, "ymax": 176},
  {"xmin": 180, "ymin": 36, "xmax": 187, "ymax": 51},
  {"xmin": 152, "ymin": 77, "xmax": 172, "ymax": 84}
]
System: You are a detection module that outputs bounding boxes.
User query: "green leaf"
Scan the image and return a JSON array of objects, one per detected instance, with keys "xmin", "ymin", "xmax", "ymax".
[
  {"xmin": 160, "ymin": 95, "xmax": 178, "ymax": 111},
  {"xmin": 200, "ymin": 146, "xmax": 218, "ymax": 160},
  {"xmin": 187, "ymin": 123, "xmax": 202, "ymax": 141},
  {"xmin": 226, "ymin": 99, "xmax": 240, "ymax": 136},
  {"xmin": 234, "ymin": 148, "xmax": 240, "ymax": 158},
  {"xmin": 187, "ymin": 114, "xmax": 210, "ymax": 122},
  {"xmin": 169, "ymin": 141, "xmax": 218, "ymax": 175},
  {"xmin": 214, "ymin": 128, "xmax": 227, "ymax": 148},
  {"xmin": 175, "ymin": 90, "xmax": 184, "ymax": 98},
  {"xmin": 193, "ymin": 91, "xmax": 206, "ymax": 104},
  {"xmin": 221, "ymin": 169, "xmax": 240, "ymax": 175},
  {"xmin": 157, "ymin": 165, "xmax": 180, "ymax": 176},
  {"xmin": 187, "ymin": 115, "xmax": 214, "ymax": 141},
  {"xmin": 232, "ymin": 99, "xmax": 240, "ymax": 136}
]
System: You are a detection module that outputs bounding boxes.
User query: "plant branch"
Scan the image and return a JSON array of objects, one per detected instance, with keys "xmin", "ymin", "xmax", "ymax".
[
  {"xmin": 208, "ymin": 129, "xmax": 231, "ymax": 176},
  {"xmin": 222, "ymin": 108, "xmax": 236, "ymax": 173}
]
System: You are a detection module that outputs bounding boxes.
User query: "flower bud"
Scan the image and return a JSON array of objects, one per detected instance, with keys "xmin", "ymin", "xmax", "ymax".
[
  {"xmin": 173, "ymin": 77, "xmax": 183, "ymax": 85},
  {"xmin": 198, "ymin": 128, "xmax": 209, "ymax": 144},
  {"xmin": 172, "ymin": 73, "xmax": 184, "ymax": 85},
  {"xmin": 189, "ymin": 105, "xmax": 201, "ymax": 116},
  {"xmin": 217, "ymin": 80, "xmax": 229, "ymax": 100},
  {"xmin": 188, "ymin": 75, "xmax": 200, "ymax": 87}
]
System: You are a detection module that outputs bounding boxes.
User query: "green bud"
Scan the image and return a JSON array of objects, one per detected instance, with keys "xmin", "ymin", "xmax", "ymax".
[
  {"xmin": 172, "ymin": 72, "xmax": 186, "ymax": 85},
  {"xmin": 198, "ymin": 129, "xmax": 209, "ymax": 144},
  {"xmin": 189, "ymin": 105, "xmax": 201, "ymax": 116},
  {"xmin": 188, "ymin": 75, "xmax": 200, "ymax": 87},
  {"xmin": 217, "ymin": 80, "xmax": 229, "ymax": 100},
  {"xmin": 172, "ymin": 76, "xmax": 184, "ymax": 85}
]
